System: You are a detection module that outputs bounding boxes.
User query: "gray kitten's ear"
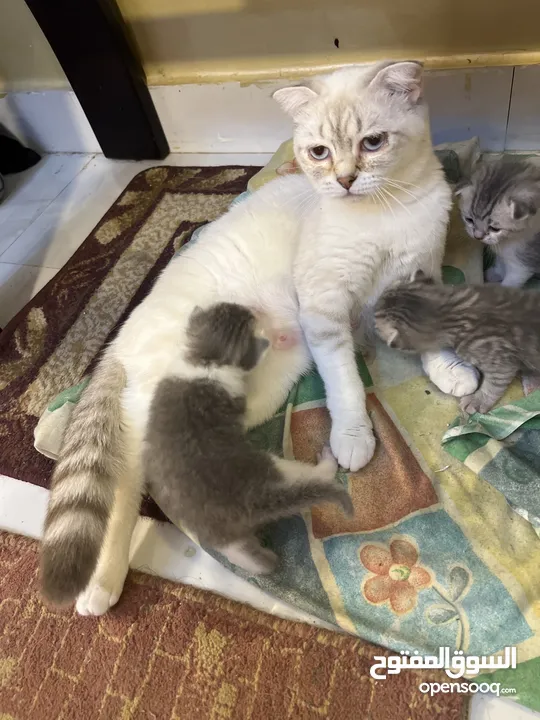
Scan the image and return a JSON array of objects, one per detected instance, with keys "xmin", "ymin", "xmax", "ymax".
[
  {"xmin": 254, "ymin": 337, "xmax": 270, "ymax": 358},
  {"xmin": 188, "ymin": 305, "xmax": 205, "ymax": 325},
  {"xmin": 369, "ymin": 61, "xmax": 423, "ymax": 104},
  {"xmin": 273, "ymin": 86, "xmax": 318, "ymax": 118},
  {"xmin": 510, "ymin": 197, "xmax": 537, "ymax": 220},
  {"xmin": 410, "ymin": 269, "xmax": 434, "ymax": 283},
  {"xmin": 454, "ymin": 179, "xmax": 472, "ymax": 197}
]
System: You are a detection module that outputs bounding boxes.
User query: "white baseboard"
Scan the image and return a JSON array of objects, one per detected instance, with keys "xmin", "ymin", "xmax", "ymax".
[{"xmin": 1, "ymin": 66, "xmax": 538, "ymax": 156}]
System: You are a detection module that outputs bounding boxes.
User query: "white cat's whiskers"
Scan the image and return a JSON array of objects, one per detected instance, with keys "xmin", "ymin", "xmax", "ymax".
[
  {"xmin": 374, "ymin": 187, "xmax": 395, "ymax": 221},
  {"xmin": 380, "ymin": 177, "xmax": 426, "ymax": 192},
  {"xmin": 380, "ymin": 180, "xmax": 437, "ymax": 273},
  {"xmin": 384, "ymin": 179, "xmax": 430, "ymax": 211},
  {"xmin": 380, "ymin": 186, "xmax": 413, "ymax": 217}
]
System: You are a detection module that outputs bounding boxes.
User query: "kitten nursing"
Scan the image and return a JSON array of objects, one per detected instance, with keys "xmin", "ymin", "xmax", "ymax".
[
  {"xmin": 144, "ymin": 302, "xmax": 352, "ymax": 575},
  {"xmin": 41, "ymin": 61, "xmax": 478, "ymax": 616},
  {"xmin": 458, "ymin": 156, "xmax": 540, "ymax": 287},
  {"xmin": 375, "ymin": 274, "xmax": 540, "ymax": 415}
]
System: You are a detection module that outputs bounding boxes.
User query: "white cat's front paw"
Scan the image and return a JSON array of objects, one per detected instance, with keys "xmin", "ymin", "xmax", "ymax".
[
  {"xmin": 76, "ymin": 574, "xmax": 126, "ymax": 616},
  {"xmin": 330, "ymin": 415, "xmax": 375, "ymax": 472},
  {"xmin": 423, "ymin": 352, "xmax": 480, "ymax": 397}
]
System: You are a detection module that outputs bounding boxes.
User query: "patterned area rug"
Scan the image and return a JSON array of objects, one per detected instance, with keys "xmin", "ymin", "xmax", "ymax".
[
  {"xmin": 0, "ymin": 531, "xmax": 468, "ymax": 719},
  {"xmin": 0, "ymin": 165, "xmax": 257, "ymax": 518}
]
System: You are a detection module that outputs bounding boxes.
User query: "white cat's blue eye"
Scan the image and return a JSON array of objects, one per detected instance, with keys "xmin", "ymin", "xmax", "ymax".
[
  {"xmin": 361, "ymin": 134, "xmax": 386, "ymax": 152},
  {"xmin": 488, "ymin": 225, "xmax": 501, "ymax": 233},
  {"xmin": 309, "ymin": 145, "xmax": 330, "ymax": 161}
]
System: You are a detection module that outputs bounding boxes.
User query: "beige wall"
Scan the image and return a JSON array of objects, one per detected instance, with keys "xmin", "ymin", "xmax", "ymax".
[{"xmin": 2, "ymin": 0, "xmax": 540, "ymax": 91}]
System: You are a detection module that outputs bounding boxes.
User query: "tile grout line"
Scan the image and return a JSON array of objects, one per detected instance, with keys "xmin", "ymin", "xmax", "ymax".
[
  {"xmin": 0, "ymin": 260, "xmax": 63, "ymax": 271},
  {"xmin": 0, "ymin": 153, "xmax": 97, "ymax": 262}
]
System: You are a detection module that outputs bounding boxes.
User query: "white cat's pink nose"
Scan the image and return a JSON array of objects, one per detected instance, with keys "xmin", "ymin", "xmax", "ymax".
[
  {"xmin": 473, "ymin": 229, "xmax": 484, "ymax": 239},
  {"xmin": 337, "ymin": 175, "xmax": 355, "ymax": 190}
]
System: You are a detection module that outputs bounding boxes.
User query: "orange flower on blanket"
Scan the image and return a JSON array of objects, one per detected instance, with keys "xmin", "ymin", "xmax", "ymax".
[{"xmin": 359, "ymin": 537, "xmax": 432, "ymax": 615}]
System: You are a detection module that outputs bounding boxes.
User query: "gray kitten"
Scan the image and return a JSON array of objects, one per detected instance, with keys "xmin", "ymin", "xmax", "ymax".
[
  {"xmin": 457, "ymin": 155, "xmax": 540, "ymax": 287},
  {"xmin": 144, "ymin": 302, "xmax": 352, "ymax": 575},
  {"xmin": 374, "ymin": 274, "xmax": 540, "ymax": 415}
]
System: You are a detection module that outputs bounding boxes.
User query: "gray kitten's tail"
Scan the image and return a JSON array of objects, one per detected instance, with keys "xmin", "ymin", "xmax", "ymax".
[
  {"xmin": 40, "ymin": 354, "xmax": 127, "ymax": 606},
  {"xmin": 256, "ymin": 482, "xmax": 353, "ymax": 524}
]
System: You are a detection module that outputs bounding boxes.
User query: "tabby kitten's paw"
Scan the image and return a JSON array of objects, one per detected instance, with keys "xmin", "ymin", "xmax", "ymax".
[
  {"xmin": 460, "ymin": 392, "xmax": 494, "ymax": 416},
  {"xmin": 330, "ymin": 414, "xmax": 376, "ymax": 472}
]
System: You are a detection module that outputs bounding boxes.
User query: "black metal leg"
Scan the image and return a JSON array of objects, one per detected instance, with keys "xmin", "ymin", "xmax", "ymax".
[{"xmin": 24, "ymin": 0, "xmax": 169, "ymax": 160}]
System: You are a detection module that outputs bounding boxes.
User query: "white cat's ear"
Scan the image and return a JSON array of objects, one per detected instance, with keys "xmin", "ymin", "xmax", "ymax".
[
  {"xmin": 370, "ymin": 61, "xmax": 424, "ymax": 104},
  {"xmin": 273, "ymin": 86, "xmax": 318, "ymax": 117}
]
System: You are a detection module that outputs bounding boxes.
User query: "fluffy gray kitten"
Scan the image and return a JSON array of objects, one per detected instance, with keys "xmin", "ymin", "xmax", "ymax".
[
  {"xmin": 374, "ymin": 274, "xmax": 540, "ymax": 415},
  {"xmin": 144, "ymin": 302, "xmax": 352, "ymax": 575},
  {"xmin": 457, "ymin": 155, "xmax": 540, "ymax": 287}
]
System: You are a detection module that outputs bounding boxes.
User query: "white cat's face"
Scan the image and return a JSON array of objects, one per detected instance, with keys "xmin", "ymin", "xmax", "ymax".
[{"xmin": 273, "ymin": 62, "xmax": 429, "ymax": 199}]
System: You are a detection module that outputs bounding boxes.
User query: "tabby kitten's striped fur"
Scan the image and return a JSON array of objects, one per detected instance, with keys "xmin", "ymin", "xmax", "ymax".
[
  {"xmin": 375, "ymin": 274, "xmax": 540, "ymax": 415},
  {"xmin": 457, "ymin": 156, "xmax": 540, "ymax": 287}
]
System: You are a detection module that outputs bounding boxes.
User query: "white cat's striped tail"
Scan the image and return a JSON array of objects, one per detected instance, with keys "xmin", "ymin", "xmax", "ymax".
[{"xmin": 40, "ymin": 353, "xmax": 127, "ymax": 606}]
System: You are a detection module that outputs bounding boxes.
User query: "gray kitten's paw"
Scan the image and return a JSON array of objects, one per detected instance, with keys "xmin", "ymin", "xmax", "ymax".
[
  {"xmin": 250, "ymin": 547, "xmax": 279, "ymax": 575},
  {"xmin": 330, "ymin": 415, "xmax": 376, "ymax": 472},
  {"xmin": 316, "ymin": 445, "xmax": 339, "ymax": 478},
  {"xmin": 220, "ymin": 540, "xmax": 278, "ymax": 575}
]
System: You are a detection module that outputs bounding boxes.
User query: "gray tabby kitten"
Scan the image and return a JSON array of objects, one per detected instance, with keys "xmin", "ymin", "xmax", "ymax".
[
  {"xmin": 457, "ymin": 156, "xmax": 540, "ymax": 287},
  {"xmin": 374, "ymin": 274, "xmax": 540, "ymax": 415},
  {"xmin": 144, "ymin": 302, "xmax": 352, "ymax": 575}
]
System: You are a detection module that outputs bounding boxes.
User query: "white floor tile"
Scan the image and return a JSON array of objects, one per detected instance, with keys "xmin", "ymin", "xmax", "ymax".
[
  {"xmin": 0, "ymin": 154, "xmax": 92, "ymax": 257},
  {"xmin": 0, "ymin": 263, "xmax": 57, "ymax": 328},
  {"xmin": 1, "ymin": 153, "xmax": 271, "ymax": 270}
]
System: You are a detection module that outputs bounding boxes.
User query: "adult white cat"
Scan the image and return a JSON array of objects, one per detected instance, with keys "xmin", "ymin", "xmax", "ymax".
[{"xmin": 40, "ymin": 60, "xmax": 479, "ymax": 617}]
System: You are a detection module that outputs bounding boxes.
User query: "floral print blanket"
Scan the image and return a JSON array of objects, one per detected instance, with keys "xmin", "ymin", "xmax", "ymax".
[
  {"xmin": 225, "ymin": 141, "xmax": 540, "ymax": 711},
  {"xmin": 36, "ymin": 140, "xmax": 540, "ymax": 711}
]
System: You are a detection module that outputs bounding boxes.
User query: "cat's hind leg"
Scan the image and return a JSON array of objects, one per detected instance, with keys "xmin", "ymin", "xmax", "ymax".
[
  {"xmin": 271, "ymin": 449, "xmax": 353, "ymax": 515},
  {"xmin": 76, "ymin": 417, "xmax": 144, "ymax": 616},
  {"xmin": 422, "ymin": 349, "xmax": 480, "ymax": 397},
  {"xmin": 272, "ymin": 446, "xmax": 338, "ymax": 484}
]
